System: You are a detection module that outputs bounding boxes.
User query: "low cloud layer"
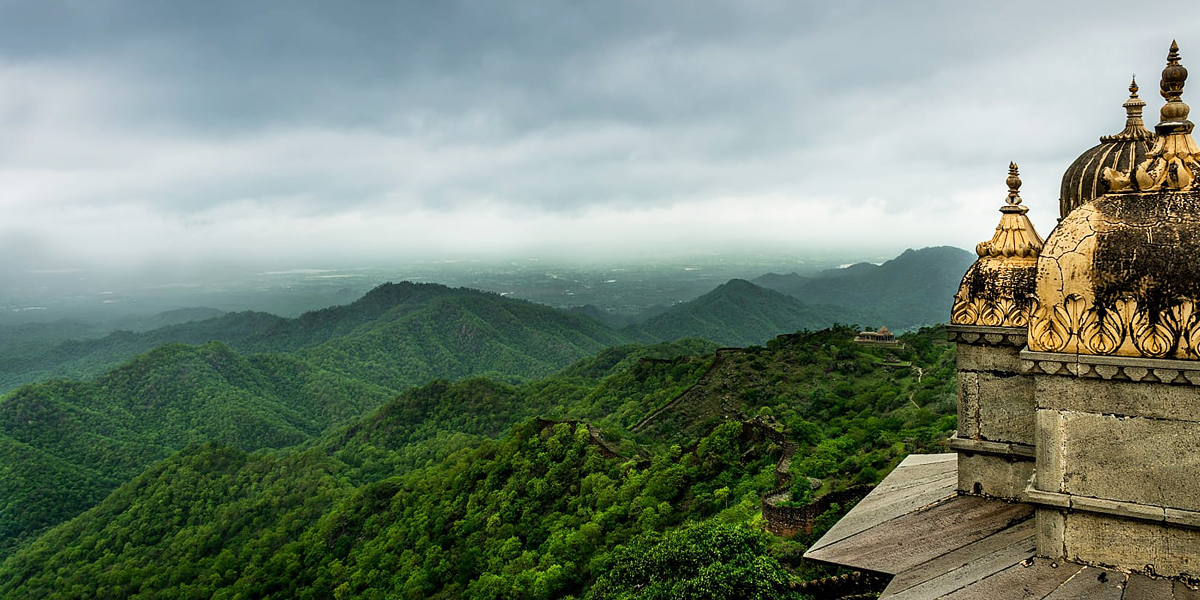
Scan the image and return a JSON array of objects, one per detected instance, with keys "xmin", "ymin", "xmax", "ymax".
[{"xmin": 0, "ymin": 0, "xmax": 1195, "ymax": 275}]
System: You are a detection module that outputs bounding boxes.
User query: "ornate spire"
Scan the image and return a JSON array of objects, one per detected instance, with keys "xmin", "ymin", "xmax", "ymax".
[
  {"xmin": 976, "ymin": 162, "xmax": 1044, "ymax": 259},
  {"xmin": 1158, "ymin": 40, "xmax": 1192, "ymax": 133},
  {"xmin": 1100, "ymin": 76, "xmax": 1155, "ymax": 142},
  {"xmin": 951, "ymin": 163, "xmax": 1044, "ymax": 328},
  {"xmin": 1130, "ymin": 41, "xmax": 1200, "ymax": 191}
]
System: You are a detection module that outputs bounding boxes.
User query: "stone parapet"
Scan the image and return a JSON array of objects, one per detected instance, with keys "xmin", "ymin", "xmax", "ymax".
[
  {"xmin": 951, "ymin": 436, "xmax": 1034, "ymax": 499},
  {"xmin": 949, "ymin": 435, "xmax": 1035, "ymax": 459},
  {"xmin": 1026, "ymin": 488, "xmax": 1200, "ymax": 528}
]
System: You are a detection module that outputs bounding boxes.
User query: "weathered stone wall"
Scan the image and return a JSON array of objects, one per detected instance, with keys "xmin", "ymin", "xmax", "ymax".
[
  {"xmin": 948, "ymin": 325, "xmax": 1036, "ymax": 499},
  {"xmin": 762, "ymin": 485, "xmax": 873, "ymax": 538},
  {"xmin": 1027, "ymin": 356, "xmax": 1200, "ymax": 578}
]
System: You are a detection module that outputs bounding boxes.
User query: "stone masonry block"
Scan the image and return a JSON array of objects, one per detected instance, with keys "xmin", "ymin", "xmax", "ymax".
[
  {"xmin": 956, "ymin": 452, "xmax": 1033, "ymax": 500},
  {"xmin": 958, "ymin": 371, "xmax": 981, "ymax": 439},
  {"xmin": 1063, "ymin": 511, "xmax": 1200, "ymax": 579},
  {"xmin": 1036, "ymin": 507, "xmax": 1066, "ymax": 560},
  {"xmin": 957, "ymin": 343, "xmax": 1024, "ymax": 373},
  {"xmin": 1034, "ymin": 375, "xmax": 1200, "ymax": 422},
  {"xmin": 975, "ymin": 373, "xmax": 1035, "ymax": 445},
  {"xmin": 1060, "ymin": 412, "xmax": 1200, "ymax": 512},
  {"xmin": 1034, "ymin": 408, "xmax": 1063, "ymax": 493}
]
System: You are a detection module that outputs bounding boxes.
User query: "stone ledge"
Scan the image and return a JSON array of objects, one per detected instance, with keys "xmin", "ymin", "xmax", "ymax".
[
  {"xmin": 1024, "ymin": 488, "xmax": 1200, "ymax": 529},
  {"xmin": 947, "ymin": 324, "xmax": 1027, "ymax": 347},
  {"xmin": 949, "ymin": 435, "xmax": 1036, "ymax": 459},
  {"xmin": 1020, "ymin": 350, "xmax": 1200, "ymax": 386}
]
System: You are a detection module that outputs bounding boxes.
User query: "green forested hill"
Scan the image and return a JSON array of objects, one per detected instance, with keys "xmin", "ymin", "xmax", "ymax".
[
  {"xmin": 0, "ymin": 283, "xmax": 638, "ymax": 559},
  {"xmin": 0, "ymin": 342, "xmax": 395, "ymax": 557},
  {"xmin": 627, "ymin": 278, "xmax": 866, "ymax": 347},
  {"xmin": 0, "ymin": 327, "xmax": 957, "ymax": 599},
  {"xmin": 0, "ymin": 282, "xmax": 632, "ymax": 395},
  {"xmin": 753, "ymin": 246, "xmax": 975, "ymax": 331},
  {"xmin": 289, "ymin": 290, "xmax": 634, "ymax": 391}
]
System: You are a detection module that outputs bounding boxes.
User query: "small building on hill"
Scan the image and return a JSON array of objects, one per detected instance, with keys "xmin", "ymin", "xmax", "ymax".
[
  {"xmin": 804, "ymin": 42, "xmax": 1200, "ymax": 598},
  {"xmin": 854, "ymin": 326, "xmax": 900, "ymax": 346}
]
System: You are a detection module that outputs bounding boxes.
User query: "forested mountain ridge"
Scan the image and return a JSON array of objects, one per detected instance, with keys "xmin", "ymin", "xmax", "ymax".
[
  {"xmin": 753, "ymin": 246, "xmax": 975, "ymax": 331},
  {"xmin": 626, "ymin": 278, "xmax": 866, "ymax": 347},
  {"xmin": 0, "ymin": 282, "xmax": 637, "ymax": 559},
  {"xmin": 0, "ymin": 310, "xmax": 286, "ymax": 395},
  {"xmin": 0, "ymin": 282, "xmax": 631, "ymax": 395},
  {"xmin": 0, "ymin": 326, "xmax": 958, "ymax": 599}
]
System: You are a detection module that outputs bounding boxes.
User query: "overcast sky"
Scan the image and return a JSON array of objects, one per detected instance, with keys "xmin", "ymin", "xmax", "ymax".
[{"xmin": 0, "ymin": 0, "xmax": 1195, "ymax": 273}]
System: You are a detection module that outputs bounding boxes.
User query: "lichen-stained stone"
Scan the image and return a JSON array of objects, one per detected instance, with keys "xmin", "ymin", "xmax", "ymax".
[
  {"xmin": 950, "ymin": 164, "xmax": 1044, "ymax": 329},
  {"xmin": 1031, "ymin": 190, "xmax": 1200, "ymax": 357}
]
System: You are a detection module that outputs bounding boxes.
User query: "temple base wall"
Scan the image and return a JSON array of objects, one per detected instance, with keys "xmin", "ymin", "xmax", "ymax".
[
  {"xmin": 1025, "ymin": 351, "xmax": 1200, "ymax": 576},
  {"xmin": 948, "ymin": 325, "xmax": 1034, "ymax": 499}
]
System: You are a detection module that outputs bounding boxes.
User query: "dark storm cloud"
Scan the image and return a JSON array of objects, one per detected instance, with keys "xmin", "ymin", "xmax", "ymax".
[{"xmin": 0, "ymin": 0, "xmax": 1196, "ymax": 267}]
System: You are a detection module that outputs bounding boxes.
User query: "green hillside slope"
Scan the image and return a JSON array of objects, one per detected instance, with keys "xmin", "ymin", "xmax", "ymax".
[
  {"xmin": 0, "ymin": 283, "xmax": 640, "ymax": 558},
  {"xmin": 0, "ymin": 311, "xmax": 285, "ymax": 394},
  {"xmin": 0, "ymin": 342, "xmax": 394, "ymax": 556},
  {"xmin": 0, "ymin": 327, "xmax": 957, "ymax": 599}
]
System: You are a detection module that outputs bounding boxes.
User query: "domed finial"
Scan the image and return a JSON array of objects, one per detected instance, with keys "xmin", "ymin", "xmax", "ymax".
[
  {"xmin": 971, "ymin": 161, "xmax": 1042, "ymax": 262},
  {"xmin": 1005, "ymin": 162, "xmax": 1023, "ymax": 206},
  {"xmin": 1157, "ymin": 40, "xmax": 1191, "ymax": 131}
]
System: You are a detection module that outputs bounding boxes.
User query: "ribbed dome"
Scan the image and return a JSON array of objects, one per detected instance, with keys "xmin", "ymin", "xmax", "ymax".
[
  {"xmin": 950, "ymin": 163, "xmax": 1044, "ymax": 328},
  {"xmin": 1030, "ymin": 42, "xmax": 1200, "ymax": 359},
  {"xmin": 1058, "ymin": 79, "xmax": 1155, "ymax": 219}
]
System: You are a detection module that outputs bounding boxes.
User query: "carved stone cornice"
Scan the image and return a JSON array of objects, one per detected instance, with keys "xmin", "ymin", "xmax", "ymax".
[
  {"xmin": 946, "ymin": 324, "xmax": 1027, "ymax": 347},
  {"xmin": 1020, "ymin": 349, "xmax": 1200, "ymax": 385}
]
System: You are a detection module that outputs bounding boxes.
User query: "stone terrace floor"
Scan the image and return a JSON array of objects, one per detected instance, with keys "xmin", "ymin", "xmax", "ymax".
[{"xmin": 803, "ymin": 453, "xmax": 1199, "ymax": 599}]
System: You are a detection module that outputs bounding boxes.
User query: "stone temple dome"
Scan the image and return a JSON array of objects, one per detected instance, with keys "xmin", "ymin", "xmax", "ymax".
[
  {"xmin": 949, "ymin": 163, "xmax": 1044, "ymax": 328},
  {"xmin": 1058, "ymin": 78, "xmax": 1156, "ymax": 220},
  {"xmin": 1030, "ymin": 41, "xmax": 1200, "ymax": 359}
]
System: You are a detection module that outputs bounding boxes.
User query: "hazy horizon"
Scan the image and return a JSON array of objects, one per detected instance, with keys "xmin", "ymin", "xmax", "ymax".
[{"xmin": 2, "ymin": 2, "xmax": 1196, "ymax": 281}]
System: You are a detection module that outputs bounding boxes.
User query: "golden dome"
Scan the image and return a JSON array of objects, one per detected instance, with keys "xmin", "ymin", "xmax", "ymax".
[
  {"xmin": 950, "ymin": 163, "xmax": 1045, "ymax": 328},
  {"xmin": 1058, "ymin": 78, "xmax": 1155, "ymax": 219},
  {"xmin": 1029, "ymin": 42, "xmax": 1200, "ymax": 358}
]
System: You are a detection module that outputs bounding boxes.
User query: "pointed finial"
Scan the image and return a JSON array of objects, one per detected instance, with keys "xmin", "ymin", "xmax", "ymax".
[
  {"xmin": 1006, "ymin": 162, "xmax": 1022, "ymax": 206},
  {"xmin": 1103, "ymin": 76, "xmax": 1155, "ymax": 142},
  {"xmin": 1158, "ymin": 40, "xmax": 1191, "ymax": 132}
]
